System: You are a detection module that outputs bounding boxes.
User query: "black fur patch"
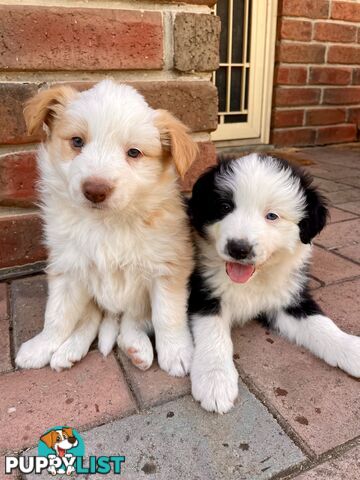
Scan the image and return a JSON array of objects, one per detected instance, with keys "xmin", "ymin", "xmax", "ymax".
[
  {"xmin": 188, "ymin": 269, "xmax": 221, "ymax": 316},
  {"xmin": 187, "ymin": 160, "xmax": 235, "ymax": 237},
  {"xmin": 284, "ymin": 287, "xmax": 323, "ymax": 318}
]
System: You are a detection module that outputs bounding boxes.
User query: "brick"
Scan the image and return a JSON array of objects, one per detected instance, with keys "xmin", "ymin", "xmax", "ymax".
[
  {"xmin": 314, "ymin": 22, "xmax": 356, "ymax": 43},
  {"xmin": 277, "ymin": 43, "xmax": 326, "ymax": 64},
  {"xmin": 328, "ymin": 46, "xmax": 360, "ymax": 64},
  {"xmin": 295, "ymin": 445, "xmax": 360, "ymax": 479},
  {"xmin": 331, "ymin": 1, "xmax": 360, "ymax": 22},
  {"xmin": 62, "ymin": 393, "xmax": 304, "ymax": 480},
  {"xmin": 0, "ymin": 84, "xmax": 38, "ymax": 144},
  {"xmin": 274, "ymin": 87, "xmax": 321, "ymax": 107},
  {"xmin": 0, "ymin": 6, "xmax": 163, "ymax": 71},
  {"xmin": 271, "ymin": 128, "xmax": 316, "ymax": 147},
  {"xmin": 272, "ymin": 109, "xmax": 304, "ymax": 128},
  {"xmin": 316, "ymin": 125, "xmax": 357, "ymax": 145},
  {"xmin": 275, "ymin": 66, "xmax": 307, "ymax": 85},
  {"xmin": 11, "ymin": 275, "xmax": 47, "ymax": 355},
  {"xmin": 311, "ymin": 246, "xmax": 359, "ymax": 284},
  {"xmin": 337, "ymin": 201, "xmax": 360, "ymax": 215},
  {"xmin": 336, "ymin": 244, "xmax": 360, "ymax": 263},
  {"xmin": 182, "ymin": 141, "xmax": 217, "ymax": 191},
  {"xmin": 306, "ymin": 108, "xmax": 346, "ymax": 126},
  {"xmin": 135, "ymin": 81, "xmax": 218, "ymax": 133},
  {"xmin": 119, "ymin": 353, "xmax": 190, "ymax": 408},
  {"xmin": 174, "ymin": 13, "xmax": 220, "ymax": 72},
  {"xmin": 353, "ymin": 68, "xmax": 360, "ymax": 85},
  {"xmin": 328, "ymin": 207, "xmax": 358, "ymax": 223},
  {"xmin": 312, "ymin": 177, "xmax": 352, "ymax": 193},
  {"xmin": 323, "ymin": 87, "xmax": 360, "ymax": 105},
  {"xmin": 0, "ymin": 211, "xmax": 46, "ymax": 269},
  {"xmin": 340, "ymin": 176, "xmax": 360, "ymax": 188},
  {"xmin": 326, "ymin": 188, "xmax": 360, "ymax": 205},
  {"xmin": 0, "ymin": 351, "xmax": 135, "ymax": 453},
  {"xmin": 281, "ymin": 0, "xmax": 329, "ymax": 19},
  {"xmin": 0, "ymin": 152, "xmax": 38, "ymax": 207},
  {"xmin": 349, "ymin": 107, "xmax": 360, "ymax": 127},
  {"xmin": 309, "ymin": 67, "xmax": 351, "ymax": 85},
  {"xmin": 279, "ymin": 19, "xmax": 312, "ymax": 41},
  {"xmin": 0, "ymin": 283, "xmax": 12, "ymax": 373},
  {"xmin": 313, "ymin": 278, "xmax": 360, "ymax": 334},
  {"xmin": 315, "ymin": 218, "xmax": 360, "ymax": 250},
  {"xmin": 232, "ymin": 289, "xmax": 360, "ymax": 456}
]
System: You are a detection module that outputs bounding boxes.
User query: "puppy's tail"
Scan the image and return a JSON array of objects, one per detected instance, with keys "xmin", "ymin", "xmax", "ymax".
[{"xmin": 98, "ymin": 314, "xmax": 119, "ymax": 357}]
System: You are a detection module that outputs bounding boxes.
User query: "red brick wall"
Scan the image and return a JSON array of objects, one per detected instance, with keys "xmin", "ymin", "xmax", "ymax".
[
  {"xmin": 271, "ymin": 0, "xmax": 360, "ymax": 147},
  {"xmin": 0, "ymin": 1, "xmax": 219, "ymax": 271}
]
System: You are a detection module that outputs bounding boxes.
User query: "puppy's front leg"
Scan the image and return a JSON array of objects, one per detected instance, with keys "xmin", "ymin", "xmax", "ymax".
[
  {"xmin": 16, "ymin": 274, "xmax": 89, "ymax": 369},
  {"xmin": 191, "ymin": 313, "xmax": 238, "ymax": 414},
  {"xmin": 151, "ymin": 277, "xmax": 193, "ymax": 377}
]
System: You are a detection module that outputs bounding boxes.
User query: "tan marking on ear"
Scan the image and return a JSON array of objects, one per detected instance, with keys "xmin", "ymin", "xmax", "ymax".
[
  {"xmin": 62, "ymin": 427, "xmax": 74, "ymax": 437},
  {"xmin": 155, "ymin": 109, "xmax": 199, "ymax": 179},
  {"xmin": 40, "ymin": 430, "xmax": 57, "ymax": 449},
  {"xmin": 23, "ymin": 85, "xmax": 78, "ymax": 136}
]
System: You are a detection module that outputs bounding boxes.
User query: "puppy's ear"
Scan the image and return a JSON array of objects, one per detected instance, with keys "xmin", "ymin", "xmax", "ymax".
[
  {"xmin": 40, "ymin": 430, "xmax": 57, "ymax": 449},
  {"xmin": 299, "ymin": 183, "xmax": 329, "ymax": 244},
  {"xmin": 63, "ymin": 427, "xmax": 73, "ymax": 437},
  {"xmin": 24, "ymin": 85, "xmax": 77, "ymax": 136},
  {"xmin": 155, "ymin": 109, "xmax": 198, "ymax": 178}
]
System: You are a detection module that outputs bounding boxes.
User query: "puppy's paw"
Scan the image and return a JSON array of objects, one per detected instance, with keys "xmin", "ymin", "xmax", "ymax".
[
  {"xmin": 50, "ymin": 335, "xmax": 90, "ymax": 372},
  {"xmin": 191, "ymin": 361, "xmax": 239, "ymax": 414},
  {"xmin": 98, "ymin": 314, "xmax": 119, "ymax": 357},
  {"xmin": 157, "ymin": 332, "xmax": 194, "ymax": 377},
  {"xmin": 15, "ymin": 335, "xmax": 53, "ymax": 369},
  {"xmin": 337, "ymin": 334, "xmax": 360, "ymax": 378},
  {"xmin": 118, "ymin": 330, "xmax": 154, "ymax": 371}
]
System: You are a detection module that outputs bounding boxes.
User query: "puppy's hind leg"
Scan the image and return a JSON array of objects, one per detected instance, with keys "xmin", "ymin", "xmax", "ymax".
[
  {"xmin": 50, "ymin": 301, "xmax": 102, "ymax": 371},
  {"xmin": 117, "ymin": 314, "xmax": 154, "ymax": 371},
  {"xmin": 274, "ymin": 307, "xmax": 360, "ymax": 377},
  {"xmin": 98, "ymin": 312, "xmax": 120, "ymax": 357}
]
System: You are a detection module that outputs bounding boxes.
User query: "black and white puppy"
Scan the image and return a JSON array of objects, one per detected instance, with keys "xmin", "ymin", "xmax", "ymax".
[{"xmin": 188, "ymin": 153, "xmax": 360, "ymax": 414}]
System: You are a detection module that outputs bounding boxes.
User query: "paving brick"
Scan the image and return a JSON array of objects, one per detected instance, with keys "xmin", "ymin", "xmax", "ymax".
[
  {"xmin": 326, "ymin": 188, "xmax": 360, "ymax": 205},
  {"xmin": 328, "ymin": 207, "xmax": 358, "ymax": 224},
  {"xmin": 340, "ymin": 176, "xmax": 360, "ymax": 188},
  {"xmin": 0, "ymin": 152, "xmax": 38, "ymax": 207},
  {"xmin": 233, "ymin": 317, "xmax": 360, "ymax": 455},
  {"xmin": 0, "ymin": 6, "xmax": 163, "ymax": 71},
  {"xmin": 119, "ymin": 353, "xmax": 190, "ymax": 408},
  {"xmin": 0, "ymin": 283, "xmax": 12, "ymax": 373},
  {"xmin": 315, "ymin": 218, "xmax": 360, "ymax": 250},
  {"xmin": 0, "ymin": 351, "xmax": 135, "ymax": 453},
  {"xmin": 0, "ymin": 211, "xmax": 46, "ymax": 269},
  {"xmin": 336, "ymin": 244, "xmax": 360, "ymax": 263},
  {"xmin": 11, "ymin": 275, "xmax": 47, "ymax": 355},
  {"xmin": 174, "ymin": 13, "xmax": 220, "ymax": 72},
  {"xmin": 313, "ymin": 278, "xmax": 360, "ymax": 335},
  {"xmin": 294, "ymin": 445, "xmax": 360, "ymax": 479},
  {"xmin": 312, "ymin": 177, "xmax": 352, "ymax": 193},
  {"xmin": 337, "ymin": 201, "xmax": 360, "ymax": 216},
  {"xmin": 182, "ymin": 141, "xmax": 217, "ymax": 192},
  {"xmin": 23, "ymin": 390, "xmax": 305, "ymax": 480},
  {"xmin": 306, "ymin": 164, "xmax": 360, "ymax": 181},
  {"xmin": 311, "ymin": 246, "xmax": 359, "ymax": 284},
  {"xmin": 0, "ymin": 84, "xmax": 38, "ymax": 145},
  {"xmin": 309, "ymin": 277, "xmax": 322, "ymax": 290}
]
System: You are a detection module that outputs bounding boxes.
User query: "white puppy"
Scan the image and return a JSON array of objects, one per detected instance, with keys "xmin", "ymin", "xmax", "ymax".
[{"xmin": 16, "ymin": 80, "xmax": 197, "ymax": 376}]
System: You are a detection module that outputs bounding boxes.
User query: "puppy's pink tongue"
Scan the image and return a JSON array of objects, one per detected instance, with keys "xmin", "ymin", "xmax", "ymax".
[{"xmin": 226, "ymin": 262, "xmax": 255, "ymax": 283}]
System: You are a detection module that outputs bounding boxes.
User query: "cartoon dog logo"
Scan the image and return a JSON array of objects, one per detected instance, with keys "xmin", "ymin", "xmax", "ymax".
[{"xmin": 40, "ymin": 427, "xmax": 78, "ymax": 475}]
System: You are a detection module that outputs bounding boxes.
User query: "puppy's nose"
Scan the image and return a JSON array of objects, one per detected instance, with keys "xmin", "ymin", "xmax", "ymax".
[
  {"xmin": 82, "ymin": 179, "xmax": 113, "ymax": 204},
  {"xmin": 226, "ymin": 239, "xmax": 254, "ymax": 260},
  {"xmin": 68, "ymin": 436, "xmax": 77, "ymax": 445}
]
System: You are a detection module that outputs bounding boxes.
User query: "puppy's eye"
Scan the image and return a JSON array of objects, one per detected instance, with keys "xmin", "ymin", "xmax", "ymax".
[
  {"xmin": 220, "ymin": 202, "xmax": 233, "ymax": 214},
  {"xmin": 71, "ymin": 137, "xmax": 84, "ymax": 149},
  {"xmin": 266, "ymin": 212, "xmax": 279, "ymax": 221},
  {"xmin": 56, "ymin": 436, "xmax": 61, "ymax": 442},
  {"xmin": 127, "ymin": 148, "xmax": 142, "ymax": 159}
]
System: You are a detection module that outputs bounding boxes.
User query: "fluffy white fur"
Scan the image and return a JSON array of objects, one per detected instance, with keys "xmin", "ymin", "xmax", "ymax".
[
  {"xmin": 16, "ymin": 80, "xmax": 196, "ymax": 376},
  {"xmin": 189, "ymin": 154, "xmax": 360, "ymax": 413}
]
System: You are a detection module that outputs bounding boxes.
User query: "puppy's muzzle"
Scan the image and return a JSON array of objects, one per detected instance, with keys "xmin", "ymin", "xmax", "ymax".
[
  {"xmin": 226, "ymin": 239, "xmax": 254, "ymax": 261},
  {"xmin": 82, "ymin": 178, "xmax": 114, "ymax": 204}
]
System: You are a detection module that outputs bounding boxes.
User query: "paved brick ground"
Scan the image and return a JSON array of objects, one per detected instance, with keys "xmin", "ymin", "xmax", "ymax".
[{"xmin": 0, "ymin": 145, "xmax": 359, "ymax": 479}]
